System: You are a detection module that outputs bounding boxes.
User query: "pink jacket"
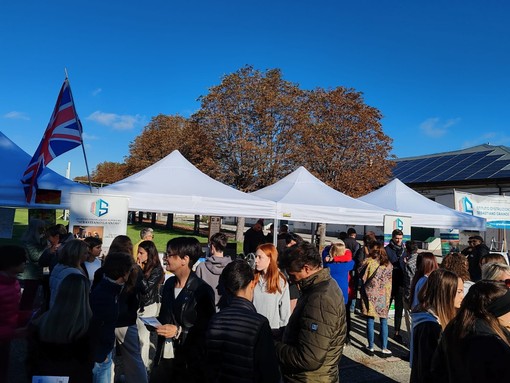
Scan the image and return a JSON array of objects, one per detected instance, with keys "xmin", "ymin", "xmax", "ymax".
[{"xmin": 0, "ymin": 273, "xmax": 22, "ymax": 340}]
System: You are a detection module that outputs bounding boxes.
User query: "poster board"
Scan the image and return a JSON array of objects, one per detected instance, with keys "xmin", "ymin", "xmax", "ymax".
[
  {"xmin": 440, "ymin": 229, "xmax": 460, "ymax": 256},
  {"xmin": 69, "ymin": 193, "xmax": 129, "ymax": 252},
  {"xmin": 208, "ymin": 216, "xmax": 221, "ymax": 238},
  {"xmin": 454, "ymin": 191, "xmax": 510, "ymax": 229},
  {"xmin": 383, "ymin": 215, "xmax": 411, "ymax": 246}
]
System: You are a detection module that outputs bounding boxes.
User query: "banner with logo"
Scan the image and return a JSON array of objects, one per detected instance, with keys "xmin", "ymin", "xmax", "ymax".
[
  {"xmin": 440, "ymin": 229, "xmax": 460, "ymax": 256},
  {"xmin": 69, "ymin": 193, "xmax": 129, "ymax": 251},
  {"xmin": 454, "ymin": 191, "xmax": 510, "ymax": 229},
  {"xmin": 383, "ymin": 215, "xmax": 412, "ymax": 246}
]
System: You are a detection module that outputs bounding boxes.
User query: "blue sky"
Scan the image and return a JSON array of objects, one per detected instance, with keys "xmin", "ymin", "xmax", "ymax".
[{"xmin": 1, "ymin": 1, "xmax": 509, "ymax": 179}]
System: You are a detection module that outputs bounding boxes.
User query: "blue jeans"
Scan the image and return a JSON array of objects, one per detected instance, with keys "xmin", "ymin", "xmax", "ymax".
[
  {"xmin": 93, "ymin": 350, "xmax": 113, "ymax": 383},
  {"xmin": 115, "ymin": 325, "xmax": 148, "ymax": 383},
  {"xmin": 366, "ymin": 316, "xmax": 388, "ymax": 349}
]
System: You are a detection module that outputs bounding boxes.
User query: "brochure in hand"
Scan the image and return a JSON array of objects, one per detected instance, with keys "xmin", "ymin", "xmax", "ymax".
[{"xmin": 140, "ymin": 316, "xmax": 162, "ymax": 328}]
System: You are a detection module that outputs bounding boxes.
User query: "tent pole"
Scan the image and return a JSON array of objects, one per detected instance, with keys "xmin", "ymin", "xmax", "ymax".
[{"xmin": 273, "ymin": 218, "xmax": 278, "ymax": 245}]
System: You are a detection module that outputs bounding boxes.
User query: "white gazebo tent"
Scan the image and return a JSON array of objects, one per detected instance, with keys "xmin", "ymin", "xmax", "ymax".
[
  {"xmin": 0, "ymin": 131, "xmax": 91, "ymax": 209},
  {"xmin": 358, "ymin": 178, "xmax": 486, "ymax": 231},
  {"xmin": 100, "ymin": 150, "xmax": 276, "ymax": 218},
  {"xmin": 251, "ymin": 166, "xmax": 391, "ymax": 226}
]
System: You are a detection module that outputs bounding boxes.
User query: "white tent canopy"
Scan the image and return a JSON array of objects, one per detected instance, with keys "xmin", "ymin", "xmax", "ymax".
[
  {"xmin": 100, "ymin": 150, "xmax": 276, "ymax": 218},
  {"xmin": 251, "ymin": 166, "xmax": 391, "ymax": 226},
  {"xmin": 0, "ymin": 131, "xmax": 91, "ymax": 209},
  {"xmin": 358, "ymin": 178, "xmax": 486, "ymax": 231}
]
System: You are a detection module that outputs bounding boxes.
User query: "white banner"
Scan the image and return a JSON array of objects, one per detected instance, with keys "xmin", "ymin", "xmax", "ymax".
[
  {"xmin": 383, "ymin": 215, "xmax": 412, "ymax": 245},
  {"xmin": 454, "ymin": 191, "xmax": 510, "ymax": 229},
  {"xmin": 69, "ymin": 193, "xmax": 129, "ymax": 251}
]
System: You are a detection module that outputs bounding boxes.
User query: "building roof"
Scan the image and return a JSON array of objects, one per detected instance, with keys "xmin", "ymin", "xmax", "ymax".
[{"xmin": 393, "ymin": 144, "xmax": 510, "ymax": 184}]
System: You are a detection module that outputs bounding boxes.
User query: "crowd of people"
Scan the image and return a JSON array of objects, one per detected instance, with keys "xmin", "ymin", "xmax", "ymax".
[
  {"xmin": 1, "ymin": 219, "xmax": 510, "ymax": 383},
  {"xmin": 321, "ymin": 228, "xmax": 510, "ymax": 382}
]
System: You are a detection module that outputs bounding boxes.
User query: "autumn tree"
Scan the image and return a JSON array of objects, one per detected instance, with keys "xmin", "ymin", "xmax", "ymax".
[
  {"xmin": 124, "ymin": 114, "xmax": 215, "ymax": 176},
  {"xmin": 194, "ymin": 66, "xmax": 393, "ymax": 197},
  {"xmin": 193, "ymin": 65, "xmax": 306, "ymax": 192},
  {"xmin": 90, "ymin": 161, "xmax": 128, "ymax": 184},
  {"xmin": 294, "ymin": 87, "xmax": 394, "ymax": 197}
]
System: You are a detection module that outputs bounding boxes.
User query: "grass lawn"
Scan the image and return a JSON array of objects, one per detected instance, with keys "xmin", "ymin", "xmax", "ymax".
[{"xmin": 0, "ymin": 209, "xmax": 242, "ymax": 253}]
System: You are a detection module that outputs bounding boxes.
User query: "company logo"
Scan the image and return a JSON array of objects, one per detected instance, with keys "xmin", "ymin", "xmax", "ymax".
[
  {"xmin": 90, "ymin": 199, "xmax": 109, "ymax": 217},
  {"xmin": 459, "ymin": 197, "xmax": 474, "ymax": 215},
  {"xmin": 394, "ymin": 218, "xmax": 404, "ymax": 231}
]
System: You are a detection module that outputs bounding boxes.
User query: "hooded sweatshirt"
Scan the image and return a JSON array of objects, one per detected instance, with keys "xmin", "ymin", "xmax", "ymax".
[
  {"xmin": 49, "ymin": 263, "xmax": 86, "ymax": 308},
  {"xmin": 195, "ymin": 255, "xmax": 232, "ymax": 309},
  {"xmin": 410, "ymin": 310, "xmax": 441, "ymax": 383}
]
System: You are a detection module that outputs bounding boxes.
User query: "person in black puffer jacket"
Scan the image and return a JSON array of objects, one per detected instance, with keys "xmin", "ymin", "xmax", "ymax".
[{"xmin": 206, "ymin": 260, "xmax": 280, "ymax": 383}]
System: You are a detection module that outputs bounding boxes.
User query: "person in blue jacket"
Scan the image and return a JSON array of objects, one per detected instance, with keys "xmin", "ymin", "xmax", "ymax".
[{"xmin": 323, "ymin": 241, "xmax": 355, "ymax": 344}]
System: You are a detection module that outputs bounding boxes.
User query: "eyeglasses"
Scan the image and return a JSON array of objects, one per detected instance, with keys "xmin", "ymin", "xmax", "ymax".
[{"xmin": 164, "ymin": 252, "xmax": 178, "ymax": 258}]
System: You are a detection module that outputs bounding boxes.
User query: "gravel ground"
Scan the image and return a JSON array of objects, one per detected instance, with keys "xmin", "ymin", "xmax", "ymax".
[
  {"xmin": 9, "ymin": 312, "xmax": 411, "ymax": 383},
  {"xmin": 340, "ymin": 313, "xmax": 411, "ymax": 382}
]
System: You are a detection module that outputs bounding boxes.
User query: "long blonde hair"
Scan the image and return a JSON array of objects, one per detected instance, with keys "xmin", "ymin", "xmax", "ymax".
[{"xmin": 330, "ymin": 242, "xmax": 346, "ymax": 257}]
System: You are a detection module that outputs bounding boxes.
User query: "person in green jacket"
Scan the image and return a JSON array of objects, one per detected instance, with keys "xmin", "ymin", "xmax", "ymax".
[
  {"xmin": 276, "ymin": 241, "xmax": 347, "ymax": 382},
  {"xmin": 19, "ymin": 219, "xmax": 48, "ymax": 311}
]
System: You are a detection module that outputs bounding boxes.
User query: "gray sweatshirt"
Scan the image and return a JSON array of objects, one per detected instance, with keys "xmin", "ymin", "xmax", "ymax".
[
  {"xmin": 195, "ymin": 255, "xmax": 232, "ymax": 310},
  {"xmin": 253, "ymin": 276, "xmax": 291, "ymax": 329}
]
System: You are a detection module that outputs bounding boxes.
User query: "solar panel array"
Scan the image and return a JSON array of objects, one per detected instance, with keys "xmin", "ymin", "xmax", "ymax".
[{"xmin": 393, "ymin": 146, "xmax": 510, "ymax": 183}]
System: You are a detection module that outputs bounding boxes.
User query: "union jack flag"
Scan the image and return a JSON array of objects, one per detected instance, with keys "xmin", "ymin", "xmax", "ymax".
[{"xmin": 21, "ymin": 78, "xmax": 83, "ymax": 203}]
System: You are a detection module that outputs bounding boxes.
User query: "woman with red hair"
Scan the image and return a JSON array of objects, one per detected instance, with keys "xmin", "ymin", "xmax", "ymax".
[{"xmin": 253, "ymin": 243, "xmax": 291, "ymax": 330}]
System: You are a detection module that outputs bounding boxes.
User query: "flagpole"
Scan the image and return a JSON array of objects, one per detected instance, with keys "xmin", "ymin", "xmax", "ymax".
[{"xmin": 65, "ymin": 69, "xmax": 93, "ymax": 193}]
